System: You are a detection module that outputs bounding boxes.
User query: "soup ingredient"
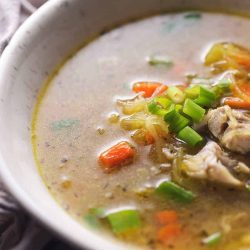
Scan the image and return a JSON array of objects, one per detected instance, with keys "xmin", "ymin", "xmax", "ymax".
[
  {"xmin": 183, "ymin": 99, "xmax": 205, "ymax": 122},
  {"xmin": 164, "ymin": 109, "xmax": 190, "ymax": 133},
  {"xmin": 131, "ymin": 128, "xmax": 155, "ymax": 145},
  {"xmin": 205, "ymin": 42, "xmax": 250, "ymax": 71},
  {"xmin": 207, "ymin": 105, "xmax": 250, "ymax": 154},
  {"xmin": 99, "ymin": 141, "xmax": 136, "ymax": 172},
  {"xmin": 202, "ymin": 232, "xmax": 222, "ymax": 247},
  {"xmin": 117, "ymin": 95, "xmax": 147, "ymax": 115},
  {"xmin": 132, "ymin": 82, "xmax": 168, "ymax": 98},
  {"xmin": 156, "ymin": 181, "xmax": 196, "ymax": 203},
  {"xmin": 106, "ymin": 209, "xmax": 141, "ymax": 234},
  {"xmin": 157, "ymin": 223, "xmax": 181, "ymax": 242},
  {"xmin": 148, "ymin": 55, "xmax": 173, "ymax": 68},
  {"xmin": 182, "ymin": 142, "xmax": 242, "ymax": 186},
  {"xmin": 223, "ymin": 97, "xmax": 250, "ymax": 109},
  {"xmin": 177, "ymin": 126, "xmax": 203, "ymax": 146},
  {"xmin": 155, "ymin": 210, "xmax": 178, "ymax": 225},
  {"xmin": 50, "ymin": 119, "xmax": 79, "ymax": 131},
  {"xmin": 184, "ymin": 11, "xmax": 202, "ymax": 20},
  {"xmin": 166, "ymin": 86, "xmax": 186, "ymax": 103},
  {"xmin": 232, "ymin": 80, "xmax": 250, "ymax": 103},
  {"xmin": 193, "ymin": 86, "xmax": 216, "ymax": 107}
]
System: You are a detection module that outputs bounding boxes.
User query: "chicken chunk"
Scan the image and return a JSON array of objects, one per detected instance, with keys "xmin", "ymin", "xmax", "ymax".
[
  {"xmin": 182, "ymin": 142, "xmax": 243, "ymax": 187},
  {"xmin": 207, "ymin": 105, "xmax": 250, "ymax": 154}
]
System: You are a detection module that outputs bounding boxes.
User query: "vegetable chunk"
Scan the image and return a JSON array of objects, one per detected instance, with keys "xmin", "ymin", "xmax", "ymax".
[{"xmin": 99, "ymin": 141, "xmax": 136, "ymax": 172}]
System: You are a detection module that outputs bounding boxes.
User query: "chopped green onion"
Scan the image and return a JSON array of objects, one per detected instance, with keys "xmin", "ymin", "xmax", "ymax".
[
  {"xmin": 164, "ymin": 109, "xmax": 190, "ymax": 133},
  {"xmin": 155, "ymin": 97, "xmax": 172, "ymax": 109},
  {"xmin": 183, "ymin": 99, "xmax": 205, "ymax": 122},
  {"xmin": 107, "ymin": 209, "xmax": 141, "ymax": 234},
  {"xmin": 185, "ymin": 85, "xmax": 200, "ymax": 99},
  {"xmin": 156, "ymin": 181, "xmax": 196, "ymax": 203},
  {"xmin": 184, "ymin": 11, "xmax": 202, "ymax": 19},
  {"xmin": 175, "ymin": 104, "xmax": 183, "ymax": 112},
  {"xmin": 148, "ymin": 101, "xmax": 168, "ymax": 116},
  {"xmin": 148, "ymin": 55, "xmax": 173, "ymax": 67},
  {"xmin": 202, "ymin": 232, "xmax": 222, "ymax": 247},
  {"xmin": 194, "ymin": 86, "xmax": 216, "ymax": 107},
  {"xmin": 177, "ymin": 126, "xmax": 203, "ymax": 146},
  {"xmin": 167, "ymin": 86, "xmax": 186, "ymax": 104}
]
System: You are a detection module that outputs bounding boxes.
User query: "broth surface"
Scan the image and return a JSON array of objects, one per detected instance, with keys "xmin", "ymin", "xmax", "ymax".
[{"xmin": 33, "ymin": 12, "xmax": 250, "ymax": 250}]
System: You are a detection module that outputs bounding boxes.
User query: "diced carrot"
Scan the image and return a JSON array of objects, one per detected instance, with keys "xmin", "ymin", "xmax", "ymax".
[
  {"xmin": 132, "ymin": 82, "xmax": 167, "ymax": 98},
  {"xmin": 99, "ymin": 141, "xmax": 136, "ymax": 172},
  {"xmin": 157, "ymin": 224, "xmax": 181, "ymax": 242},
  {"xmin": 155, "ymin": 210, "xmax": 178, "ymax": 225},
  {"xmin": 224, "ymin": 97, "xmax": 250, "ymax": 109}
]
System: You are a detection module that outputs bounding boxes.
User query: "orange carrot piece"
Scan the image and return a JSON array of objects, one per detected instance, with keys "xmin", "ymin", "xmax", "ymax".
[
  {"xmin": 157, "ymin": 224, "xmax": 181, "ymax": 242},
  {"xmin": 132, "ymin": 82, "xmax": 167, "ymax": 98},
  {"xmin": 224, "ymin": 97, "xmax": 250, "ymax": 109},
  {"xmin": 99, "ymin": 141, "xmax": 136, "ymax": 172},
  {"xmin": 232, "ymin": 82, "xmax": 250, "ymax": 103},
  {"xmin": 155, "ymin": 210, "xmax": 178, "ymax": 225}
]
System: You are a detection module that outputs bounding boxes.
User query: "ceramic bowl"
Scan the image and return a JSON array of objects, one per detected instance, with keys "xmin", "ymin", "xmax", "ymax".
[{"xmin": 0, "ymin": 0, "xmax": 249, "ymax": 249}]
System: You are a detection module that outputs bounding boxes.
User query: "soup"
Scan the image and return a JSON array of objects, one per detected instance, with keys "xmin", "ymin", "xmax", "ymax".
[{"xmin": 32, "ymin": 11, "xmax": 250, "ymax": 250}]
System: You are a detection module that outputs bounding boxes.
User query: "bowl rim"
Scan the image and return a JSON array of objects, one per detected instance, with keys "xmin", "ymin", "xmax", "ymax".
[{"xmin": 0, "ymin": 1, "xmax": 130, "ymax": 249}]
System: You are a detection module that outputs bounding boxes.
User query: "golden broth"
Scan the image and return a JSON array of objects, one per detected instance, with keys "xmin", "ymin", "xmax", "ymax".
[{"xmin": 32, "ymin": 11, "xmax": 250, "ymax": 250}]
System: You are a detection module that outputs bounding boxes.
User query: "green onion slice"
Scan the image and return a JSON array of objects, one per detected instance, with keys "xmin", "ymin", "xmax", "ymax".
[
  {"xmin": 167, "ymin": 86, "xmax": 186, "ymax": 104},
  {"xmin": 148, "ymin": 101, "xmax": 168, "ymax": 116},
  {"xmin": 194, "ymin": 86, "xmax": 216, "ymax": 107},
  {"xmin": 84, "ymin": 207, "xmax": 105, "ymax": 228},
  {"xmin": 106, "ymin": 209, "xmax": 141, "ymax": 234},
  {"xmin": 183, "ymin": 99, "xmax": 205, "ymax": 122},
  {"xmin": 177, "ymin": 126, "xmax": 203, "ymax": 147},
  {"xmin": 202, "ymin": 232, "xmax": 222, "ymax": 247},
  {"xmin": 156, "ymin": 181, "xmax": 196, "ymax": 203},
  {"xmin": 148, "ymin": 55, "xmax": 173, "ymax": 67},
  {"xmin": 164, "ymin": 109, "xmax": 190, "ymax": 133}
]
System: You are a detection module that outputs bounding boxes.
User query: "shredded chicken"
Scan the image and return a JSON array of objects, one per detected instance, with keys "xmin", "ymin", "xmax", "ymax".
[
  {"xmin": 207, "ymin": 105, "xmax": 250, "ymax": 154},
  {"xmin": 182, "ymin": 141, "xmax": 243, "ymax": 187}
]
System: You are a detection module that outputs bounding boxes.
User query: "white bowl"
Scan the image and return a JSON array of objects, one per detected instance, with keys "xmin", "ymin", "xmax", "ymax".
[{"xmin": 0, "ymin": 0, "xmax": 249, "ymax": 249}]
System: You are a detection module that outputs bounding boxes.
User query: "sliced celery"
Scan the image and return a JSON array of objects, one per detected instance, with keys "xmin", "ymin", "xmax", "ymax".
[
  {"xmin": 177, "ymin": 126, "xmax": 203, "ymax": 146},
  {"xmin": 183, "ymin": 99, "xmax": 205, "ymax": 122}
]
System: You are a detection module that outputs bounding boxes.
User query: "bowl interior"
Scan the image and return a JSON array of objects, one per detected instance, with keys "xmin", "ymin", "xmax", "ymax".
[{"xmin": 0, "ymin": 0, "xmax": 250, "ymax": 249}]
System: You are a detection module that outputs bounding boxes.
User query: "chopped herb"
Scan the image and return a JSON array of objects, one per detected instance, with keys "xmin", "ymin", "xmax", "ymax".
[
  {"xmin": 177, "ymin": 126, "xmax": 203, "ymax": 147},
  {"xmin": 148, "ymin": 55, "xmax": 173, "ymax": 68},
  {"xmin": 106, "ymin": 209, "xmax": 141, "ymax": 233},
  {"xmin": 184, "ymin": 12, "xmax": 202, "ymax": 20},
  {"xmin": 183, "ymin": 99, "xmax": 205, "ymax": 122},
  {"xmin": 202, "ymin": 232, "xmax": 222, "ymax": 246},
  {"xmin": 164, "ymin": 109, "xmax": 190, "ymax": 133},
  {"xmin": 156, "ymin": 181, "xmax": 196, "ymax": 203},
  {"xmin": 51, "ymin": 119, "xmax": 79, "ymax": 131}
]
